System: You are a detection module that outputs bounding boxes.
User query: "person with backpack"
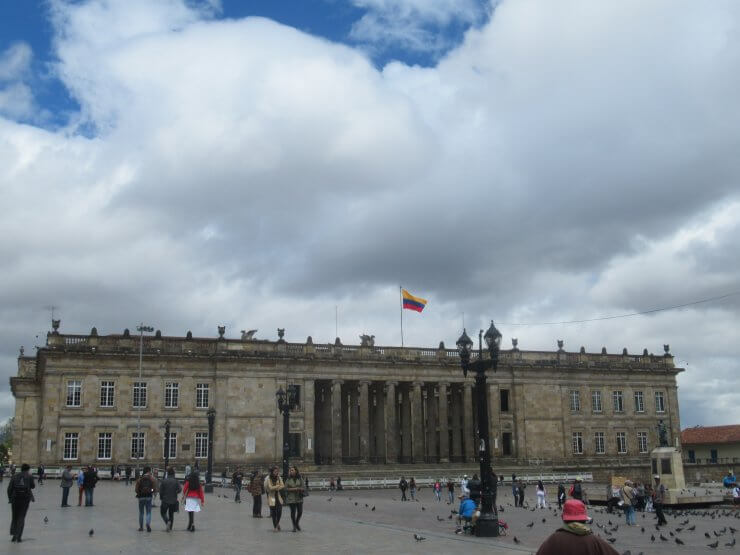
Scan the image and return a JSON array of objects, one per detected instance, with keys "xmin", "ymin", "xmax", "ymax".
[
  {"xmin": 135, "ymin": 466, "xmax": 158, "ymax": 532},
  {"xmin": 158, "ymin": 467, "xmax": 181, "ymax": 532},
  {"xmin": 7, "ymin": 463, "xmax": 35, "ymax": 542},
  {"xmin": 182, "ymin": 471, "xmax": 205, "ymax": 532},
  {"xmin": 83, "ymin": 465, "xmax": 98, "ymax": 506},
  {"xmin": 620, "ymin": 480, "xmax": 636, "ymax": 526}
]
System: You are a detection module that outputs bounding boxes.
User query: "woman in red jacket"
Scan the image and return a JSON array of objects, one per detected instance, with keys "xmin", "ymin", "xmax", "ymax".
[{"xmin": 181, "ymin": 471, "xmax": 205, "ymax": 532}]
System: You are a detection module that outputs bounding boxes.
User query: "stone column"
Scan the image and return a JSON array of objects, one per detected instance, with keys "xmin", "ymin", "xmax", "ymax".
[
  {"xmin": 331, "ymin": 379, "xmax": 343, "ymax": 464},
  {"xmin": 463, "ymin": 382, "xmax": 475, "ymax": 462},
  {"xmin": 426, "ymin": 386, "xmax": 437, "ymax": 461},
  {"xmin": 349, "ymin": 386, "xmax": 359, "ymax": 458},
  {"xmin": 451, "ymin": 385, "xmax": 462, "ymax": 461},
  {"xmin": 412, "ymin": 381, "xmax": 424, "ymax": 463},
  {"xmin": 384, "ymin": 381, "xmax": 398, "ymax": 463},
  {"xmin": 438, "ymin": 382, "xmax": 449, "ymax": 462},
  {"xmin": 373, "ymin": 384, "xmax": 386, "ymax": 461},
  {"xmin": 303, "ymin": 379, "xmax": 315, "ymax": 461},
  {"xmin": 401, "ymin": 387, "xmax": 412, "ymax": 461},
  {"xmin": 358, "ymin": 380, "xmax": 370, "ymax": 463}
]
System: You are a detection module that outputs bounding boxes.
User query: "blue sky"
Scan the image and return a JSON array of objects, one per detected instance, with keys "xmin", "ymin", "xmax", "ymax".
[{"xmin": 0, "ymin": 0, "xmax": 490, "ymax": 128}]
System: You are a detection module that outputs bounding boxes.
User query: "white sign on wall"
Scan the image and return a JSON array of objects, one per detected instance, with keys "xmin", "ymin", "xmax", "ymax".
[
  {"xmin": 307, "ymin": 438, "xmax": 312, "ymax": 450},
  {"xmin": 46, "ymin": 439, "xmax": 52, "ymax": 452},
  {"xmin": 245, "ymin": 436, "xmax": 256, "ymax": 454}
]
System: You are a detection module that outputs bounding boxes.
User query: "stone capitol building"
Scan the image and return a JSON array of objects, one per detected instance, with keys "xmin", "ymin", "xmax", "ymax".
[{"xmin": 11, "ymin": 322, "xmax": 683, "ymax": 477}]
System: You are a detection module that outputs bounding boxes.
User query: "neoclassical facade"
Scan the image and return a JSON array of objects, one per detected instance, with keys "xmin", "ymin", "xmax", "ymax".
[{"xmin": 10, "ymin": 324, "xmax": 684, "ymax": 471}]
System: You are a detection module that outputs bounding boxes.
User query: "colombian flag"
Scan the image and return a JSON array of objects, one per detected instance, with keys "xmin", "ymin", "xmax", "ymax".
[{"xmin": 402, "ymin": 289, "xmax": 427, "ymax": 312}]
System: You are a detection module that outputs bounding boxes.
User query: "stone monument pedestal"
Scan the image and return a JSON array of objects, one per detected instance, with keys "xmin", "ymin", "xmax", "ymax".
[{"xmin": 651, "ymin": 446, "xmax": 685, "ymax": 490}]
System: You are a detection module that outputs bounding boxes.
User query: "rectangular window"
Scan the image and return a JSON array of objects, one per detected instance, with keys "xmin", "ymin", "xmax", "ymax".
[
  {"xmin": 637, "ymin": 431, "xmax": 648, "ymax": 454},
  {"xmin": 97, "ymin": 432, "xmax": 112, "ymax": 460},
  {"xmin": 66, "ymin": 380, "xmax": 82, "ymax": 407},
  {"xmin": 594, "ymin": 431, "xmax": 605, "ymax": 454},
  {"xmin": 131, "ymin": 432, "xmax": 145, "ymax": 459},
  {"xmin": 617, "ymin": 431, "xmax": 627, "ymax": 454},
  {"xmin": 195, "ymin": 432, "xmax": 208, "ymax": 459},
  {"xmin": 591, "ymin": 390, "xmax": 602, "ymax": 413},
  {"xmin": 502, "ymin": 432, "xmax": 512, "ymax": 456},
  {"xmin": 687, "ymin": 449, "xmax": 695, "ymax": 463},
  {"xmin": 100, "ymin": 381, "xmax": 115, "ymax": 407},
  {"xmin": 572, "ymin": 432, "xmax": 583, "ymax": 455},
  {"xmin": 163, "ymin": 432, "xmax": 177, "ymax": 460},
  {"xmin": 132, "ymin": 382, "xmax": 147, "ymax": 408},
  {"xmin": 63, "ymin": 432, "xmax": 79, "ymax": 460},
  {"xmin": 165, "ymin": 382, "xmax": 179, "ymax": 408},
  {"xmin": 569, "ymin": 389, "xmax": 580, "ymax": 412},
  {"xmin": 500, "ymin": 389, "xmax": 509, "ymax": 412},
  {"xmin": 710, "ymin": 449, "xmax": 718, "ymax": 463},
  {"xmin": 654, "ymin": 391, "xmax": 665, "ymax": 413},
  {"xmin": 196, "ymin": 383, "xmax": 210, "ymax": 408},
  {"xmin": 634, "ymin": 391, "xmax": 644, "ymax": 413},
  {"xmin": 612, "ymin": 390, "xmax": 624, "ymax": 413}
]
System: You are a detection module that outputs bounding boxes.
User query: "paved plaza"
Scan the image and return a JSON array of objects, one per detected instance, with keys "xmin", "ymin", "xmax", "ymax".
[{"xmin": 2, "ymin": 480, "xmax": 738, "ymax": 554}]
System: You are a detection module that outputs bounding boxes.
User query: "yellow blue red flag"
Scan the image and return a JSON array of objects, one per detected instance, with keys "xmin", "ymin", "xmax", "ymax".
[{"xmin": 402, "ymin": 289, "xmax": 427, "ymax": 312}]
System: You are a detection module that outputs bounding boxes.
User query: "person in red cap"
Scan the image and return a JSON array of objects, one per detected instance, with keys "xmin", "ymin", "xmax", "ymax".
[{"xmin": 536, "ymin": 499, "xmax": 619, "ymax": 555}]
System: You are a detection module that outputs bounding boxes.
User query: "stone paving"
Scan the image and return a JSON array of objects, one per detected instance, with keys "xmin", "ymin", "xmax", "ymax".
[{"xmin": 2, "ymin": 480, "xmax": 738, "ymax": 554}]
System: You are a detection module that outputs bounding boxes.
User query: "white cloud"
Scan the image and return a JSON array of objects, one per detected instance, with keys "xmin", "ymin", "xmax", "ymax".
[
  {"xmin": 0, "ymin": 0, "xmax": 739, "ymax": 429},
  {"xmin": 0, "ymin": 43, "xmax": 35, "ymax": 120}
]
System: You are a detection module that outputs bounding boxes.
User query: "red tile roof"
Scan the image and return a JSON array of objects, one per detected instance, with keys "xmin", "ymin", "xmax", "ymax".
[{"xmin": 681, "ymin": 425, "xmax": 740, "ymax": 445}]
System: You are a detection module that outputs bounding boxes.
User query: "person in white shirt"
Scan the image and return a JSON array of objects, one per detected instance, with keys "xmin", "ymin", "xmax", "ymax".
[{"xmin": 460, "ymin": 475, "xmax": 470, "ymax": 496}]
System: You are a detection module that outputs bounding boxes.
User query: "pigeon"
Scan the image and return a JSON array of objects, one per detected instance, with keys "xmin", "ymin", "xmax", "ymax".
[
  {"xmin": 365, "ymin": 504, "xmax": 368, "ymax": 508},
  {"xmin": 707, "ymin": 540, "xmax": 719, "ymax": 548},
  {"xmin": 89, "ymin": 529, "xmax": 94, "ymax": 537},
  {"xmin": 730, "ymin": 527, "xmax": 737, "ymax": 534},
  {"xmin": 726, "ymin": 538, "xmax": 736, "ymax": 547},
  {"xmin": 607, "ymin": 538, "xmax": 617, "ymax": 543},
  {"xmin": 706, "ymin": 532, "xmax": 712, "ymax": 539},
  {"xmin": 371, "ymin": 506, "xmax": 375, "ymax": 511},
  {"xmin": 421, "ymin": 506, "xmax": 426, "ymax": 511},
  {"xmin": 688, "ymin": 525, "xmax": 695, "ymax": 531},
  {"xmin": 44, "ymin": 516, "xmax": 49, "ymax": 524},
  {"xmin": 354, "ymin": 502, "xmax": 358, "ymax": 506},
  {"xmin": 448, "ymin": 515, "xmax": 453, "ymax": 520},
  {"xmin": 454, "ymin": 527, "xmax": 462, "ymax": 535},
  {"xmin": 526, "ymin": 522, "xmax": 534, "ymax": 528},
  {"xmin": 669, "ymin": 531, "xmax": 674, "ymax": 537},
  {"xmin": 513, "ymin": 537, "xmax": 520, "ymax": 544},
  {"xmin": 542, "ymin": 518, "xmax": 546, "ymax": 523},
  {"xmin": 640, "ymin": 527, "xmax": 645, "ymax": 533},
  {"xmin": 413, "ymin": 533, "xmax": 426, "ymax": 542},
  {"xmin": 675, "ymin": 537, "xmax": 684, "ymax": 545},
  {"xmin": 650, "ymin": 534, "xmax": 655, "ymax": 542},
  {"xmin": 437, "ymin": 516, "xmax": 445, "ymax": 521},
  {"xmin": 660, "ymin": 534, "xmax": 668, "ymax": 541},
  {"xmin": 327, "ymin": 497, "xmax": 333, "ymax": 502}
]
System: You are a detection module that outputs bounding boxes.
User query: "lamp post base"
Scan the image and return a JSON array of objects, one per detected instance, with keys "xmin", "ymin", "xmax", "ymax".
[{"xmin": 474, "ymin": 512, "xmax": 500, "ymax": 537}]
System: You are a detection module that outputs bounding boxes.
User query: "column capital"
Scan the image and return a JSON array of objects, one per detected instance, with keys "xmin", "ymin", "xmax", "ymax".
[
  {"xmin": 332, "ymin": 379, "xmax": 344, "ymax": 386},
  {"xmin": 437, "ymin": 381, "xmax": 450, "ymax": 388},
  {"xmin": 385, "ymin": 380, "xmax": 398, "ymax": 386},
  {"xmin": 412, "ymin": 381, "xmax": 424, "ymax": 388},
  {"xmin": 463, "ymin": 381, "xmax": 473, "ymax": 390},
  {"xmin": 358, "ymin": 380, "xmax": 372, "ymax": 387}
]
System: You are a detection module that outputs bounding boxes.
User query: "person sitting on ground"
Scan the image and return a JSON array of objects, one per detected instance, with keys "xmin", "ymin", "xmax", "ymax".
[
  {"xmin": 723, "ymin": 470, "xmax": 736, "ymax": 489},
  {"xmin": 536, "ymin": 499, "xmax": 619, "ymax": 555}
]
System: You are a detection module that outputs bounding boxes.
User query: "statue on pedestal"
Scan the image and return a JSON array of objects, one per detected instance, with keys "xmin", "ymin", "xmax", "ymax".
[{"xmin": 657, "ymin": 419, "xmax": 669, "ymax": 447}]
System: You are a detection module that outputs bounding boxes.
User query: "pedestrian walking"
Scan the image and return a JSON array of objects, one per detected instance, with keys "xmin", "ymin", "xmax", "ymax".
[
  {"xmin": 568, "ymin": 477, "xmax": 583, "ymax": 501},
  {"xmin": 7, "ymin": 463, "xmax": 35, "ymax": 543},
  {"xmin": 221, "ymin": 469, "xmax": 227, "ymax": 488},
  {"xmin": 83, "ymin": 465, "xmax": 98, "ymax": 506},
  {"xmin": 135, "ymin": 466, "xmax": 157, "ymax": 532},
  {"xmin": 124, "ymin": 465, "xmax": 132, "ymax": 486},
  {"xmin": 285, "ymin": 466, "xmax": 304, "ymax": 532},
  {"xmin": 398, "ymin": 476, "xmax": 408, "ymax": 501},
  {"xmin": 652, "ymin": 475, "xmax": 667, "ymax": 526},
  {"xmin": 433, "ymin": 479, "xmax": 442, "ymax": 502},
  {"xmin": 182, "ymin": 471, "xmax": 205, "ymax": 532},
  {"xmin": 409, "ymin": 477, "xmax": 417, "ymax": 501},
  {"xmin": 248, "ymin": 469, "xmax": 264, "ymax": 517},
  {"xmin": 446, "ymin": 478, "xmax": 455, "ymax": 504},
  {"xmin": 620, "ymin": 480, "xmax": 636, "ymax": 526},
  {"xmin": 461, "ymin": 474, "xmax": 470, "ymax": 496},
  {"xmin": 60, "ymin": 464, "xmax": 74, "ymax": 507},
  {"xmin": 536, "ymin": 480, "xmax": 547, "ymax": 508},
  {"xmin": 37, "ymin": 464, "xmax": 45, "ymax": 485},
  {"xmin": 517, "ymin": 479, "xmax": 526, "ymax": 507},
  {"xmin": 77, "ymin": 466, "xmax": 85, "ymax": 506},
  {"xmin": 159, "ymin": 467, "xmax": 181, "ymax": 532},
  {"xmin": 336, "ymin": 476, "xmax": 343, "ymax": 490},
  {"xmin": 557, "ymin": 483, "xmax": 566, "ymax": 509},
  {"xmin": 232, "ymin": 467, "xmax": 244, "ymax": 503},
  {"xmin": 329, "ymin": 476, "xmax": 336, "ymax": 491},
  {"xmin": 185, "ymin": 463, "xmax": 191, "ymax": 480},
  {"xmin": 264, "ymin": 466, "xmax": 285, "ymax": 532}
]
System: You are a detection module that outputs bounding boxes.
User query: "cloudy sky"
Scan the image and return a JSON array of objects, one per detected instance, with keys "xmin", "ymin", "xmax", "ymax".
[{"xmin": 1, "ymin": 0, "xmax": 738, "ymax": 429}]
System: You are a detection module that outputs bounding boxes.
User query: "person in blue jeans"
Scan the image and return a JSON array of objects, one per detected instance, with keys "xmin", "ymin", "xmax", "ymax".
[
  {"xmin": 136, "ymin": 466, "xmax": 158, "ymax": 532},
  {"xmin": 621, "ymin": 480, "xmax": 636, "ymax": 526},
  {"xmin": 83, "ymin": 466, "xmax": 98, "ymax": 506}
]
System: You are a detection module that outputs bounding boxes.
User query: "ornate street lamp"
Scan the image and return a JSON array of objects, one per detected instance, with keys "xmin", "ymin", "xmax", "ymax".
[
  {"xmin": 164, "ymin": 418, "xmax": 171, "ymax": 471},
  {"xmin": 456, "ymin": 320, "xmax": 502, "ymax": 537},
  {"xmin": 277, "ymin": 385, "xmax": 299, "ymax": 479},
  {"xmin": 205, "ymin": 407, "xmax": 216, "ymax": 492},
  {"xmin": 135, "ymin": 324, "xmax": 153, "ymax": 475}
]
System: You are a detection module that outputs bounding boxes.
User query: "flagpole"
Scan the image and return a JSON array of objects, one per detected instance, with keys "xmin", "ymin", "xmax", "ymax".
[{"xmin": 399, "ymin": 285, "xmax": 404, "ymax": 348}]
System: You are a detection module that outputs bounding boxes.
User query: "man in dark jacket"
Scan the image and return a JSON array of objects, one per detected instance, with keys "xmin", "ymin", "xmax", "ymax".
[
  {"xmin": 60, "ymin": 465, "xmax": 74, "ymax": 507},
  {"xmin": 7, "ymin": 463, "xmax": 35, "ymax": 542},
  {"xmin": 83, "ymin": 465, "xmax": 98, "ymax": 506},
  {"xmin": 232, "ymin": 468, "xmax": 244, "ymax": 503},
  {"xmin": 136, "ymin": 466, "xmax": 158, "ymax": 532},
  {"xmin": 248, "ymin": 469, "xmax": 264, "ymax": 517},
  {"xmin": 158, "ymin": 467, "xmax": 181, "ymax": 532},
  {"xmin": 399, "ymin": 477, "xmax": 408, "ymax": 501},
  {"xmin": 536, "ymin": 499, "xmax": 618, "ymax": 555}
]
